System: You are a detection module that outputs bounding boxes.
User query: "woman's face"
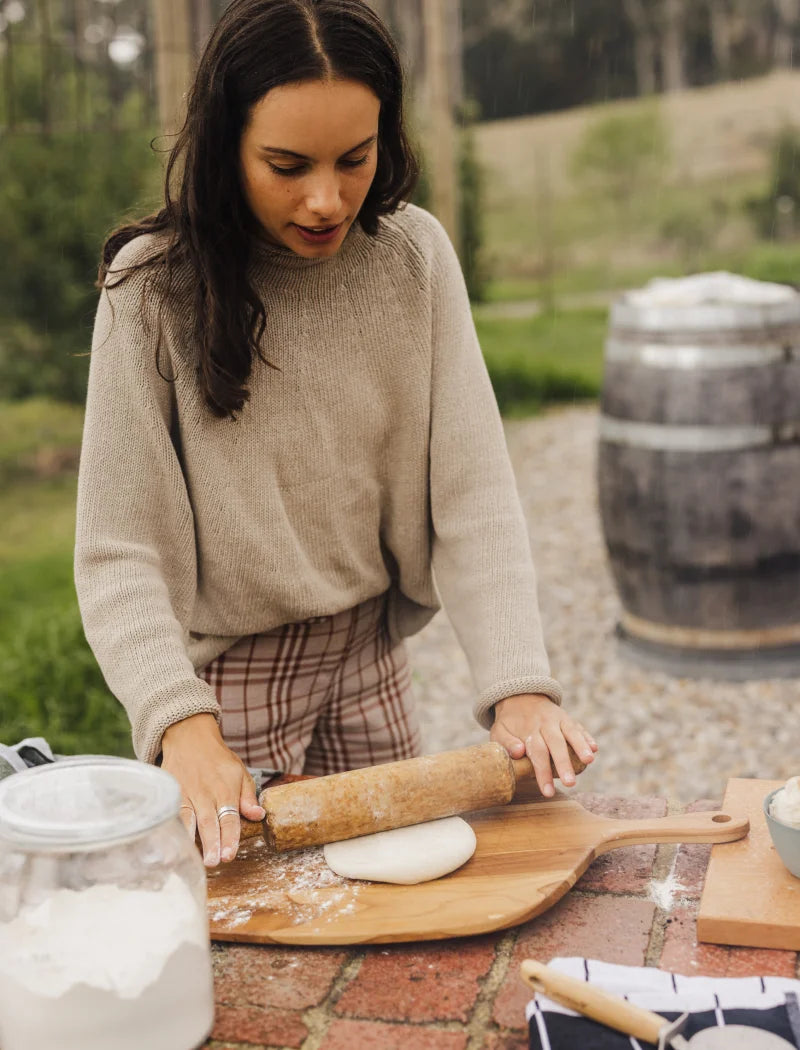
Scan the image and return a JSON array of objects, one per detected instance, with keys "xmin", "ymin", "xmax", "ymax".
[{"xmin": 239, "ymin": 77, "xmax": 381, "ymax": 257}]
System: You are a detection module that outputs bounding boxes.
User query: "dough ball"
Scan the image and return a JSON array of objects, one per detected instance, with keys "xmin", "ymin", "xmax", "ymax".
[{"xmin": 323, "ymin": 816, "xmax": 477, "ymax": 885}]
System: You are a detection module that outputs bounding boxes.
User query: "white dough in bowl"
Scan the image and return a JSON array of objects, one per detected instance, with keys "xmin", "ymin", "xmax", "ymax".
[{"xmin": 323, "ymin": 816, "xmax": 477, "ymax": 885}]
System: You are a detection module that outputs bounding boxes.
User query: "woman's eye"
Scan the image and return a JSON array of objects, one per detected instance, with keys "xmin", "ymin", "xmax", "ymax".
[
  {"xmin": 268, "ymin": 163, "xmax": 305, "ymax": 177},
  {"xmin": 267, "ymin": 156, "xmax": 369, "ymax": 177}
]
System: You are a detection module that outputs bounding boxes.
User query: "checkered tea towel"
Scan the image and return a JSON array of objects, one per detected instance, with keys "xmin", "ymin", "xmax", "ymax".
[{"xmin": 526, "ymin": 958, "xmax": 800, "ymax": 1049}]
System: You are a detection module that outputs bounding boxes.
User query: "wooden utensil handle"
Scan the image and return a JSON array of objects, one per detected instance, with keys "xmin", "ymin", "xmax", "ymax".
[
  {"xmin": 511, "ymin": 745, "xmax": 586, "ymax": 784},
  {"xmin": 520, "ymin": 959, "xmax": 666, "ymax": 1044},
  {"xmin": 598, "ymin": 810, "xmax": 749, "ymax": 848},
  {"xmin": 240, "ymin": 818, "xmax": 263, "ymax": 841}
]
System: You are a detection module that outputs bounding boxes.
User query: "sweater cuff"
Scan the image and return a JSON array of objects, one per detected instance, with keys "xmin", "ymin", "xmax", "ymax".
[
  {"xmin": 473, "ymin": 675, "xmax": 563, "ymax": 731},
  {"xmin": 132, "ymin": 680, "xmax": 222, "ymax": 764}
]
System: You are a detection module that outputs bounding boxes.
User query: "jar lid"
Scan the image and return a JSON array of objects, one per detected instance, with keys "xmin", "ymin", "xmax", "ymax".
[{"xmin": 0, "ymin": 756, "xmax": 181, "ymax": 850}]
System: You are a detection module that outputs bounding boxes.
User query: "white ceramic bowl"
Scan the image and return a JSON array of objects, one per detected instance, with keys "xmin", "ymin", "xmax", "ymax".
[{"xmin": 764, "ymin": 788, "xmax": 800, "ymax": 878}]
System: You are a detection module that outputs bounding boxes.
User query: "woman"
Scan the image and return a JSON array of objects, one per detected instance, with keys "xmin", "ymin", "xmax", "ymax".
[{"xmin": 75, "ymin": 0, "xmax": 597, "ymax": 868}]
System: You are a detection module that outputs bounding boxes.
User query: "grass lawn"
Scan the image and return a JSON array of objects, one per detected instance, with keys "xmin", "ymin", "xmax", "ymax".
[
  {"xmin": 0, "ymin": 404, "xmax": 133, "ymax": 756},
  {"xmin": 0, "ymin": 490, "xmax": 134, "ymax": 756},
  {"xmin": 475, "ymin": 307, "xmax": 606, "ymax": 416},
  {"xmin": 483, "ymin": 238, "xmax": 800, "ymax": 308},
  {"xmin": 474, "ymin": 71, "xmax": 800, "ymax": 290}
]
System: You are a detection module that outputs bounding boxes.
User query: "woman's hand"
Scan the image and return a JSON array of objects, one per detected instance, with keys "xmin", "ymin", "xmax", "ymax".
[
  {"xmin": 489, "ymin": 694, "xmax": 598, "ymax": 798},
  {"xmin": 161, "ymin": 713, "xmax": 266, "ymax": 867}
]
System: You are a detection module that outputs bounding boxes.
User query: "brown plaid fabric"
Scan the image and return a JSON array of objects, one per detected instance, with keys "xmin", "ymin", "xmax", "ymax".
[{"xmin": 198, "ymin": 592, "xmax": 422, "ymax": 775}]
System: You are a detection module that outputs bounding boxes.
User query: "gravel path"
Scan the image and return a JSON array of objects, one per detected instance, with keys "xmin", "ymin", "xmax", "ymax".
[{"xmin": 408, "ymin": 404, "xmax": 799, "ymax": 803}]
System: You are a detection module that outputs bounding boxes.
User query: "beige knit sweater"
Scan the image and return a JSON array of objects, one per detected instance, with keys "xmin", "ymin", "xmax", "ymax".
[{"xmin": 75, "ymin": 203, "xmax": 561, "ymax": 763}]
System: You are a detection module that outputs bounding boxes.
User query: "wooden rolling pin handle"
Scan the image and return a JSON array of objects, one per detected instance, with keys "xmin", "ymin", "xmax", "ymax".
[
  {"xmin": 520, "ymin": 960, "xmax": 667, "ymax": 1044},
  {"xmin": 510, "ymin": 744, "xmax": 587, "ymax": 786},
  {"xmin": 240, "ymin": 817, "xmax": 264, "ymax": 841}
]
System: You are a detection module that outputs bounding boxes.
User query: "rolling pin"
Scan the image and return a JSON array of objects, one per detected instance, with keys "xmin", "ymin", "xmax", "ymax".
[{"xmin": 249, "ymin": 740, "xmax": 586, "ymax": 852}]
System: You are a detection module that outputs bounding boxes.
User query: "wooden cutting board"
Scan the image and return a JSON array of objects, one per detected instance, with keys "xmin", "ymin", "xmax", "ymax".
[
  {"xmin": 698, "ymin": 777, "xmax": 800, "ymax": 951},
  {"xmin": 207, "ymin": 789, "xmax": 748, "ymax": 946}
]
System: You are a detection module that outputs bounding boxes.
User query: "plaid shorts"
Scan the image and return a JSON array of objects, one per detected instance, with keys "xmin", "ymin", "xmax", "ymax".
[{"xmin": 198, "ymin": 592, "xmax": 422, "ymax": 775}]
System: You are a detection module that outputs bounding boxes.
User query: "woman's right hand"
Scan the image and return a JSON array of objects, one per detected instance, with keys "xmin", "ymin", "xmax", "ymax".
[{"xmin": 161, "ymin": 713, "xmax": 266, "ymax": 867}]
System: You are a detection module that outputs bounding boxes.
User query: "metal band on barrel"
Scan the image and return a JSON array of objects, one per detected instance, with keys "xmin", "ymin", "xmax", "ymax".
[
  {"xmin": 604, "ymin": 337, "xmax": 789, "ymax": 369},
  {"xmin": 599, "ymin": 416, "xmax": 800, "ymax": 452},
  {"xmin": 620, "ymin": 610, "xmax": 800, "ymax": 651}
]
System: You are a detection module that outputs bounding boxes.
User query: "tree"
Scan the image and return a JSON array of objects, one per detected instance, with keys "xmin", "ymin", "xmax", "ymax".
[
  {"xmin": 571, "ymin": 103, "xmax": 671, "ymax": 211},
  {"xmin": 773, "ymin": 0, "xmax": 800, "ymax": 66},
  {"xmin": 622, "ymin": 0, "xmax": 658, "ymax": 95},
  {"xmin": 660, "ymin": 0, "xmax": 687, "ymax": 92},
  {"xmin": 151, "ymin": 0, "xmax": 194, "ymax": 135},
  {"xmin": 708, "ymin": 0, "xmax": 735, "ymax": 77},
  {"xmin": 420, "ymin": 0, "xmax": 458, "ymax": 241}
]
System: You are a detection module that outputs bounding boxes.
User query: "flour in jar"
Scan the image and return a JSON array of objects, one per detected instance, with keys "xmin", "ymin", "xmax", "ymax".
[{"xmin": 0, "ymin": 873, "xmax": 214, "ymax": 1050}]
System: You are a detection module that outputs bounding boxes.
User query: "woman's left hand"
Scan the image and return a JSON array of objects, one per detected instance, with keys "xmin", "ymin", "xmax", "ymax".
[{"xmin": 489, "ymin": 693, "xmax": 598, "ymax": 798}]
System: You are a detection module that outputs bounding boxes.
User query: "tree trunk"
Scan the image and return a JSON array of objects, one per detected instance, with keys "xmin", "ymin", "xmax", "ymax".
[
  {"xmin": 661, "ymin": 0, "xmax": 687, "ymax": 92},
  {"xmin": 151, "ymin": 0, "xmax": 194, "ymax": 135},
  {"xmin": 445, "ymin": 0, "xmax": 463, "ymax": 112},
  {"xmin": 421, "ymin": 0, "xmax": 458, "ymax": 243},
  {"xmin": 37, "ymin": 0, "xmax": 53, "ymax": 136},
  {"xmin": 708, "ymin": 0, "xmax": 733, "ymax": 78},
  {"xmin": 751, "ymin": 9, "xmax": 772, "ymax": 65},
  {"xmin": 773, "ymin": 0, "xmax": 800, "ymax": 66},
  {"xmin": 389, "ymin": 0, "xmax": 426, "ymax": 107},
  {"xmin": 622, "ymin": 0, "xmax": 658, "ymax": 95},
  {"xmin": 634, "ymin": 32, "xmax": 658, "ymax": 95},
  {"xmin": 190, "ymin": 0, "xmax": 214, "ymax": 58}
]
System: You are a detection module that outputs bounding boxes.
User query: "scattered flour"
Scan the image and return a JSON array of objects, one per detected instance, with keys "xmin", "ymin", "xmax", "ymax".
[
  {"xmin": 647, "ymin": 853, "xmax": 687, "ymax": 912},
  {"xmin": 207, "ymin": 835, "xmax": 362, "ymax": 930}
]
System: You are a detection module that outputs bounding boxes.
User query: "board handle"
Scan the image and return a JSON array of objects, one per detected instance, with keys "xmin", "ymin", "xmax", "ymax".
[
  {"xmin": 520, "ymin": 959, "xmax": 672, "ymax": 1044},
  {"xmin": 597, "ymin": 810, "xmax": 749, "ymax": 848}
]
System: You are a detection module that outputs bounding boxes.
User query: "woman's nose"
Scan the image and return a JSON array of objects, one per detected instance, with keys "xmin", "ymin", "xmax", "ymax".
[{"xmin": 305, "ymin": 173, "xmax": 342, "ymax": 219}]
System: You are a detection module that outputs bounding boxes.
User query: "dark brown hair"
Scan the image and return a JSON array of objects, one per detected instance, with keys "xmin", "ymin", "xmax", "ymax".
[{"xmin": 99, "ymin": 0, "xmax": 419, "ymax": 418}]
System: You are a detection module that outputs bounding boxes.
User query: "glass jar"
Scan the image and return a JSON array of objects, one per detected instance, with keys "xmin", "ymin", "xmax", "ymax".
[{"xmin": 0, "ymin": 756, "xmax": 214, "ymax": 1050}]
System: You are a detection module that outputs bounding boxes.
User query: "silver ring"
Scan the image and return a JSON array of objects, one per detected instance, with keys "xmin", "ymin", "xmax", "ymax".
[{"xmin": 216, "ymin": 805, "xmax": 239, "ymax": 821}]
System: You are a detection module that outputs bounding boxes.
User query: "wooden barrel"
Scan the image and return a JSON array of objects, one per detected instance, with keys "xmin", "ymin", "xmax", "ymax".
[{"xmin": 597, "ymin": 283, "xmax": 800, "ymax": 678}]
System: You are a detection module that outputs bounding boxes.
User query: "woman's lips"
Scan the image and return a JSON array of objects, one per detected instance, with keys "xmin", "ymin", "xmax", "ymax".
[{"xmin": 293, "ymin": 222, "xmax": 343, "ymax": 244}]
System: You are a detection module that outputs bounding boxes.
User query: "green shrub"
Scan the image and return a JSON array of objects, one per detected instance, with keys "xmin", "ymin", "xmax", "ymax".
[
  {"xmin": 659, "ymin": 195, "xmax": 728, "ymax": 270},
  {"xmin": 747, "ymin": 125, "xmax": 800, "ymax": 240},
  {"xmin": 0, "ymin": 398, "xmax": 84, "ymax": 486},
  {"xmin": 477, "ymin": 307, "xmax": 606, "ymax": 415},
  {"xmin": 0, "ymin": 129, "xmax": 161, "ymax": 402},
  {"xmin": 486, "ymin": 355, "xmax": 598, "ymax": 416},
  {"xmin": 735, "ymin": 241, "xmax": 800, "ymax": 285},
  {"xmin": 457, "ymin": 104, "xmax": 489, "ymax": 302},
  {"xmin": 571, "ymin": 103, "xmax": 670, "ymax": 208},
  {"xmin": 0, "ymin": 600, "xmax": 133, "ymax": 757},
  {"xmin": 0, "ymin": 547, "xmax": 132, "ymax": 757}
]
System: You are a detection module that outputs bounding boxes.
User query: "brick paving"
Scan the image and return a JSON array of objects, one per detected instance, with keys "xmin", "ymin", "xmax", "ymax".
[{"xmin": 203, "ymin": 794, "xmax": 800, "ymax": 1050}]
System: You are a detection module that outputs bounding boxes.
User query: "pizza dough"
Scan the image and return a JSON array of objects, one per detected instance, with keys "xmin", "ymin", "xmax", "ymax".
[{"xmin": 323, "ymin": 816, "xmax": 477, "ymax": 885}]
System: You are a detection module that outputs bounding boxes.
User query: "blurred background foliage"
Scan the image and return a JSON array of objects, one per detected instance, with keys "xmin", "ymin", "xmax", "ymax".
[{"xmin": 3, "ymin": 0, "xmax": 800, "ymax": 752}]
